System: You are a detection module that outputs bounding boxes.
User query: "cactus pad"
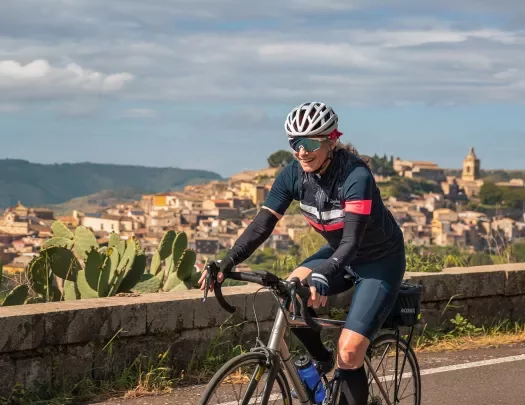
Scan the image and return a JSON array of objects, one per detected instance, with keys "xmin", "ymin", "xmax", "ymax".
[
  {"xmin": 2, "ymin": 285, "xmax": 29, "ymax": 306},
  {"xmin": 74, "ymin": 226, "xmax": 98, "ymax": 261},
  {"xmin": 51, "ymin": 221, "xmax": 74, "ymax": 239}
]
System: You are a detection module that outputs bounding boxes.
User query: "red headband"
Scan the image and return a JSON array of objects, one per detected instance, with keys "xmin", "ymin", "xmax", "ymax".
[{"xmin": 327, "ymin": 128, "xmax": 343, "ymax": 140}]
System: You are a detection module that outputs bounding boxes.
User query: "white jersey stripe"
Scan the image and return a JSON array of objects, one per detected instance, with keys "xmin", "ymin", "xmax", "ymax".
[{"xmin": 300, "ymin": 202, "xmax": 344, "ymax": 220}]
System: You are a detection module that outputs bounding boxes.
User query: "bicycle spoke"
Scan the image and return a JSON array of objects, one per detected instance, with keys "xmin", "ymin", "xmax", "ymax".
[
  {"xmin": 398, "ymin": 375, "xmax": 414, "ymax": 400},
  {"xmin": 374, "ymin": 343, "xmax": 392, "ymax": 377},
  {"xmin": 231, "ymin": 371, "xmax": 241, "ymax": 402},
  {"xmin": 366, "ymin": 333, "xmax": 420, "ymax": 405},
  {"xmin": 201, "ymin": 354, "xmax": 289, "ymax": 405}
]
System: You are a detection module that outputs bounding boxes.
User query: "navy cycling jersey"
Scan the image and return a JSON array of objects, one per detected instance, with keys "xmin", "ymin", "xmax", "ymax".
[{"xmin": 263, "ymin": 148, "xmax": 403, "ymax": 267}]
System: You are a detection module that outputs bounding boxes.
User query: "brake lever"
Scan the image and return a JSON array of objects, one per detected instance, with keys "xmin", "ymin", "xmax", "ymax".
[
  {"xmin": 202, "ymin": 261, "xmax": 218, "ymax": 303},
  {"xmin": 290, "ymin": 282, "xmax": 297, "ymax": 320},
  {"xmin": 202, "ymin": 270, "xmax": 211, "ymax": 303}
]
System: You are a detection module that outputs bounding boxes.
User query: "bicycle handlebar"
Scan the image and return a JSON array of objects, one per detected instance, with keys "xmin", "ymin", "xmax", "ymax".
[{"xmin": 203, "ymin": 261, "xmax": 322, "ymax": 333}]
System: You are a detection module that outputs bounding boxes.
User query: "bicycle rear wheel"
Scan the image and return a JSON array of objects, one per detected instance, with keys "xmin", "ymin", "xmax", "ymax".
[
  {"xmin": 199, "ymin": 352, "xmax": 292, "ymax": 405},
  {"xmin": 366, "ymin": 332, "xmax": 421, "ymax": 405}
]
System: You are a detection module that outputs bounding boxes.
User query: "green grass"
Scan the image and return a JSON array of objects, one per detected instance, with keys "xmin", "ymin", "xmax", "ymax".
[
  {"xmin": 415, "ymin": 317, "xmax": 525, "ymax": 352},
  {"xmin": 4, "ymin": 309, "xmax": 525, "ymax": 405},
  {"xmin": 0, "ymin": 350, "xmax": 175, "ymax": 405}
]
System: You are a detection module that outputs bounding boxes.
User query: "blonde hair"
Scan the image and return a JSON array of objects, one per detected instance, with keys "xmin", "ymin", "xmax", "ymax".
[{"xmin": 335, "ymin": 141, "xmax": 371, "ymax": 167}]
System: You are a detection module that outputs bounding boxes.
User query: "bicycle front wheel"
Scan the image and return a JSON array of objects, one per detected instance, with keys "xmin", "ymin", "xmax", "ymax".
[
  {"xmin": 366, "ymin": 332, "xmax": 421, "ymax": 405},
  {"xmin": 199, "ymin": 352, "xmax": 292, "ymax": 405}
]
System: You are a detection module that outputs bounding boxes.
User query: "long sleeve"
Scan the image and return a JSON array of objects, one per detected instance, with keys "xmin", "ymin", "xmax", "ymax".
[{"xmin": 313, "ymin": 166, "xmax": 374, "ymax": 276}]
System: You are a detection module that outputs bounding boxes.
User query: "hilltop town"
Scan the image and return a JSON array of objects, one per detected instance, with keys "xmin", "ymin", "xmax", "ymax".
[{"xmin": 1, "ymin": 148, "xmax": 525, "ymax": 275}]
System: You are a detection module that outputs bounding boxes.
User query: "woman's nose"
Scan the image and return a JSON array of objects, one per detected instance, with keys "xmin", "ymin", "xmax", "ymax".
[{"xmin": 297, "ymin": 147, "xmax": 309, "ymax": 158}]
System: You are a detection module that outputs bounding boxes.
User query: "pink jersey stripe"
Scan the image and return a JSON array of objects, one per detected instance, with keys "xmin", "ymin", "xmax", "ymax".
[
  {"xmin": 344, "ymin": 200, "xmax": 372, "ymax": 215},
  {"xmin": 304, "ymin": 216, "xmax": 345, "ymax": 231}
]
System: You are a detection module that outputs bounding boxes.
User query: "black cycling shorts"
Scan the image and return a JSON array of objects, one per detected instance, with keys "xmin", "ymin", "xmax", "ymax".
[{"xmin": 299, "ymin": 244, "xmax": 406, "ymax": 340}]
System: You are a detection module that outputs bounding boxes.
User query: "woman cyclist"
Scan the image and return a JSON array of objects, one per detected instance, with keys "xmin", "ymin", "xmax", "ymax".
[{"xmin": 199, "ymin": 101, "xmax": 406, "ymax": 405}]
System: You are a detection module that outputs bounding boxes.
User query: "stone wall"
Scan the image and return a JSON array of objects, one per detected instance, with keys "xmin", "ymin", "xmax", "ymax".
[{"xmin": 1, "ymin": 263, "xmax": 525, "ymax": 397}]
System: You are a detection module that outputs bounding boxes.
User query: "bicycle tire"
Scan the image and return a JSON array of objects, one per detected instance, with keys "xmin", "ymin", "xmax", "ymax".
[
  {"xmin": 366, "ymin": 333, "xmax": 421, "ymax": 405},
  {"xmin": 199, "ymin": 351, "xmax": 293, "ymax": 405}
]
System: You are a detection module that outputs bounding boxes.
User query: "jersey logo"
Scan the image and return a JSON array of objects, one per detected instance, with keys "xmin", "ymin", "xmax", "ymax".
[{"xmin": 344, "ymin": 200, "xmax": 372, "ymax": 215}]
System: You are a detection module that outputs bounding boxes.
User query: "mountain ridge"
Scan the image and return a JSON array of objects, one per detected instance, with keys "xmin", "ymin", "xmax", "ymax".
[{"xmin": 0, "ymin": 158, "xmax": 223, "ymax": 209}]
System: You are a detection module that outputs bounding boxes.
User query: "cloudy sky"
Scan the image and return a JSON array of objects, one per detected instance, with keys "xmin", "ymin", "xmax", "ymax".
[{"xmin": 1, "ymin": 0, "xmax": 524, "ymax": 177}]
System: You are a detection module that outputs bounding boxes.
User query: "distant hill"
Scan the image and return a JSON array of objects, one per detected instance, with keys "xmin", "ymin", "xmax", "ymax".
[
  {"xmin": 0, "ymin": 159, "xmax": 223, "ymax": 209},
  {"xmin": 47, "ymin": 188, "xmax": 146, "ymax": 216}
]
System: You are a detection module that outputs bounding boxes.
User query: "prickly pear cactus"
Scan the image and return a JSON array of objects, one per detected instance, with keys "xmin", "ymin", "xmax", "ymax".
[
  {"xmin": 2, "ymin": 285, "xmax": 29, "ymax": 306},
  {"xmin": 48, "ymin": 220, "xmax": 99, "ymax": 262},
  {"xmin": 163, "ymin": 245, "xmax": 199, "ymax": 291},
  {"xmin": 172, "ymin": 232, "xmax": 188, "ymax": 269},
  {"xmin": 51, "ymin": 221, "xmax": 74, "ymax": 239},
  {"xmin": 158, "ymin": 230, "xmax": 176, "ymax": 260},
  {"xmin": 108, "ymin": 232, "xmax": 120, "ymax": 249},
  {"xmin": 72, "ymin": 239, "xmax": 145, "ymax": 299},
  {"xmin": 118, "ymin": 251, "xmax": 146, "ymax": 293},
  {"xmin": 23, "ymin": 224, "xmax": 213, "ymax": 301},
  {"xmin": 132, "ymin": 274, "xmax": 163, "ymax": 294},
  {"xmin": 63, "ymin": 280, "xmax": 80, "ymax": 300},
  {"xmin": 74, "ymin": 226, "xmax": 99, "ymax": 261},
  {"xmin": 42, "ymin": 237, "xmax": 74, "ymax": 250},
  {"xmin": 137, "ymin": 230, "xmax": 200, "ymax": 293},
  {"xmin": 98, "ymin": 247, "xmax": 119, "ymax": 297},
  {"xmin": 44, "ymin": 247, "xmax": 80, "ymax": 281},
  {"xmin": 26, "ymin": 254, "xmax": 62, "ymax": 302}
]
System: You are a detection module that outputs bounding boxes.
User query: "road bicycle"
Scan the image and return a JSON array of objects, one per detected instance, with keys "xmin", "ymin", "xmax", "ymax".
[{"xmin": 199, "ymin": 261, "xmax": 423, "ymax": 405}]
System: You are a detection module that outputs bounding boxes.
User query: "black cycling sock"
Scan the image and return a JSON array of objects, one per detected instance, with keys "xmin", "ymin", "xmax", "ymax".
[
  {"xmin": 337, "ymin": 366, "xmax": 369, "ymax": 405},
  {"xmin": 290, "ymin": 308, "xmax": 331, "ymax": 362}
]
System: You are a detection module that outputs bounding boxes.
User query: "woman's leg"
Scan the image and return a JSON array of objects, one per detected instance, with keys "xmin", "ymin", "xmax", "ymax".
[
  {"xmin": 287, "ymin": 245, "xmax": 350, "ymax": 363},
  {"xmin": 337, "ymin": 246, "xmax": 407, "ymax": 405}
]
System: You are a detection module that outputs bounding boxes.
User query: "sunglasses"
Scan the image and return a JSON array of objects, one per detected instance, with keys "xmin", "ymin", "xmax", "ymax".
[{"xmin": 288, "ymin": 137, "xmax": 328, "ymax": 152}]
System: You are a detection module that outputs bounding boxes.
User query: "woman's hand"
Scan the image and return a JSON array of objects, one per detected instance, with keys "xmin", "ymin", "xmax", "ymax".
[
  {"xmin": 198, "ymin": 269, "xmax": 224, "ymax": 292},
  {"xmin": 286, "ymin": 267, "xmax": 327, "ymax": 309},
  {"xmin": 307, "ymin": 285, "xmax": 328, "ymax": 309}
]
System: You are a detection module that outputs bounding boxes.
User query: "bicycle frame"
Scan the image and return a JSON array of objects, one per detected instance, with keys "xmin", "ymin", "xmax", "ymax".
[
  {"xmin": 259, "ymin": 306, "xmax": 412, "ymax": 405},
  {"xmin": 202, "ymin": 265, "xmax": 418, "ymax": 405}
]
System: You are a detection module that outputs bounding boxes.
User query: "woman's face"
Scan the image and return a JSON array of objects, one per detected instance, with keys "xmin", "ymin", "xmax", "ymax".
[{"xmin": 293, "ymin": 138, "xmax": 336, "ymax": 173}]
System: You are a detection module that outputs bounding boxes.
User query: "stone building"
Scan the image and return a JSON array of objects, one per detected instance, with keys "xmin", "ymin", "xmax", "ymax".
[
  {"xmin": 393, "ymin": 159, "xmax": 445, "ymax": 182},
  {"xmin": 462, "ymin": 147, "xmax": 481, "ymax": 182},
  {"xmin": 456, "ymin": 147, "xmax": 484, "ymax": 198}
]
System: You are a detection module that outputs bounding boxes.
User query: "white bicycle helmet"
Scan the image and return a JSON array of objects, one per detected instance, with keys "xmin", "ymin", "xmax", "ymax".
[{"xmin": 285, "ymin": 101, "xmax": 339, "ymax": 138}]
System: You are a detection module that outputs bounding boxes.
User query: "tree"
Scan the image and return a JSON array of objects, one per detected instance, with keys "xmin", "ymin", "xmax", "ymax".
[
  {"xmin": 268, "ymin": 150, "xmax": 294, "ymax": 168},
  {"xmin": 480, "ymin": 182, "xmax": 504, "ymax": 205}
]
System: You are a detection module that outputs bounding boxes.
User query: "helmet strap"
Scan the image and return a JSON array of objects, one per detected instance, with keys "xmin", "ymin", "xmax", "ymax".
[{"xmin": 312, "ymin": 141, "xmax": 337, "ymax": 175}]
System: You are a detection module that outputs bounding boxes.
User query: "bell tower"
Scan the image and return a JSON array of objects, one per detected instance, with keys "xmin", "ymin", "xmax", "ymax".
[{"xmin": 462, "ymin": 147, "xmax": 480, "ymax": 182}]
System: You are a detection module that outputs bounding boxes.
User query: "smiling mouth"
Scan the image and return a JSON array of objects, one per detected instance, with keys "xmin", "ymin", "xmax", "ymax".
[{"xmin": 301, "ymin": 158, "xmax": 315, "ymax": 163}]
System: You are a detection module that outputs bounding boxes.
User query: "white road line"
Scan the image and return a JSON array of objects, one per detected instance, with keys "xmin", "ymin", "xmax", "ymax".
[
  {"xmin": 220, "ymin": 355, "xmax": 525, "ymax": 402},
  {"xmin": 420, "ymin": 354, "xmax": 525, "ymax": 376},
  {"xmin": 377, "ymin": 353, "xmax": 525, "ymax": 383}
]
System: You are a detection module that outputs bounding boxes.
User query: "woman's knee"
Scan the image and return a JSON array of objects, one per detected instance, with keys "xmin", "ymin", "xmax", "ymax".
[{"xmin": 337, "ymin": 329, "xmax": 370, "ymax": 369}]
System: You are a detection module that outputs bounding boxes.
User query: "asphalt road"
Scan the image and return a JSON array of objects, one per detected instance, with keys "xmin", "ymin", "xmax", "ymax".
[{"xmin": 89, "ymin": 343, "xmax": 525, "ymax": 405}]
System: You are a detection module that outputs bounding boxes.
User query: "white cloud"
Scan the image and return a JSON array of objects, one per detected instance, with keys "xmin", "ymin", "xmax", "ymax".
[
  {"xmin": 0, "ymin": 59, "xmax": 134, "ymax": 100},
  {"xmin": 349, "ymin": 29, "xmax": 522, "ymax": 48},
  {"xmin": 1, "ymin": 2, "xmax": 525, "ymax": 107},
  {"xmin": 122, "ymin": 108, "xmax": 157, "ymax": 118}
]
